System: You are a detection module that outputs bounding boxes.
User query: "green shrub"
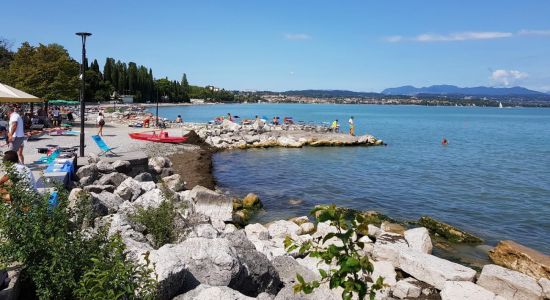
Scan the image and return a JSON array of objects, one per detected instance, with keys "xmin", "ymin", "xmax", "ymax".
[
  {"xmin": 285, "ymin": 204, "xmax": 384, "ymax": 300},
  {"xmin": 75, "ymin": 233, "xmax": 157, "ymax": 300},
  {"xmin": 0, "ymin": 163, "xmax": 157, "ymax": 299},
  {"xmin": 131, "ymin": 198, "xmax": 176, "ymax": 249}
]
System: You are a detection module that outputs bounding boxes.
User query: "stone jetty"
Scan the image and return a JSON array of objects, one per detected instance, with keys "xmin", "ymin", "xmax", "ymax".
[
  {"xmin": 61, "ymin": 156, "xmax": 550, "ymax": 300},
  {"xmin": 182, "ymin": 120, "xmax": 384, "ymax": 150}
]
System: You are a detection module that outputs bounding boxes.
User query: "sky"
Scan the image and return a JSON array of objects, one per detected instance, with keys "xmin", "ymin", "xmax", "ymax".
[{"xmin": 1, "ymin": 0, "xmax": 550, "ymax": 92}]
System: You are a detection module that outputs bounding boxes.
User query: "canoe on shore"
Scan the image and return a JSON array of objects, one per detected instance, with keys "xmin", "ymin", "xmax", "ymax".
[{"xmin": 129, "ymin": 131, "xmax": 188, "ymax": 143}]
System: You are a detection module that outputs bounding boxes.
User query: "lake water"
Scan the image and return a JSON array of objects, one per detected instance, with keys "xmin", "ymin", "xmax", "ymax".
[{"xmin": 154, "ymin": 104, "xmax": 550, "ymax": 254}]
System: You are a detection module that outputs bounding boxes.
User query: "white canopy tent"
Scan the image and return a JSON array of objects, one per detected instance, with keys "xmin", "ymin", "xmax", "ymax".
[{"xmin": 0, "ymin": 82, "xmax": 43, "ymax": 103}]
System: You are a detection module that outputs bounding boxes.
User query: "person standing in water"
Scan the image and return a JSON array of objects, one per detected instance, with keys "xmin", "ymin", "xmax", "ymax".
[{"xmin": 348, "ymin": 116, "xmax": 355, "ymax": 136}]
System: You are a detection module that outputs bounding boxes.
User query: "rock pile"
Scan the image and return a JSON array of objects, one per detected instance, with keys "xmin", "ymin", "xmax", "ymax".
[
  {"xmin": 73, "ymin": 158, "xmax": 549, "ymax": 300},
  {"xmin": 180, "ymin": 120, "xmax": 383, "ymax": 150}
]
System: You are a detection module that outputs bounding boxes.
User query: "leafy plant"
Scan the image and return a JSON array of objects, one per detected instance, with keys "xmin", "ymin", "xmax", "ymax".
[
  {"xmin": 75, "ymin": 233, "xmax": 157, "ymax": 300},
  {"xmin": 0, "ymin": 163, "xmax": 158, "ymax": 299},
  {"xmin": 130, "ymin": 196, "xmax": 177, "ymax": 249},
  {"xmin": 284, "ymin": 204, "xmax": 385, "ymax": 300}
]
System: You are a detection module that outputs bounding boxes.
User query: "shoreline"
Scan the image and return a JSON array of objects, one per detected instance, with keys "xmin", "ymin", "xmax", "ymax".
[{"xmin": 19, "ymin": 109, "xmax": 549, "ymax": 299}]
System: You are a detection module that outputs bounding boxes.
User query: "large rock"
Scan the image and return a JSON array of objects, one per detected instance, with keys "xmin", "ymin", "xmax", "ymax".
[
  {"xmin": 268, "ymin": 220, "xmax": 302, "ymax": 239},
  {"xmin": 418, "ymin": 216, "xmax": 482, "ymax": 243},
  {"xmin": 153, "ymin": 237, "xmax": 240, "ymax": 289},
  {"xmin": 380, "ymin": 221, "xmax": 406, "ymax": 235},
  {"xmin": 477, "ymin": 264, "xmax": 543, "ymax": 300},
  {"xmin": 277, "ymin": 136, "xmax": 302, "ymax": 148},
  {"xmin": 274, "ymin": 285, "xmax": 338, "ymax": 300},
  {"xmin": 404, "ymin": 227, "xmax": 433, "ymax": 254},
  {"xmin": 540, "ymin": 278, "xmax": 550, "ymax": 299},
  {"xmin": 133, "ymin": 189, "xmax": 165, "ymax": 209},
  {"xmin": 242, "ymin": 193, "xmax": 261, "ymax": 209},
  {"xmin": 392, "ymin": 278, "xmax": 422, "ymax": 299},
  {"xmin": 371, "ymin": 261, "xmax": 396, "ymax": 287},
  {"xmin": 221, "ymin": 119, "xmax": 241, "ymax": 132},
  {"xmin": 173, "ymin": 285, "xmax": 255, "ymax": 300},
  {"xmin": 90, "ymin": 191, "xmax": 124, "ymax": 216},
  {"xmin": 271, "ymin": 256, "xmax": 320, "ymax": 285},
  {"xmin": 96, "ymin": 160, "xmax": 115, "ymax": 173},
  {"xmin": 114, "ymin": 177, "xmax": 143, "ymax": 201},
  {"xmin": 372, "ymin": 232, "xmax": 409, "ymax": 267},
  {"xmin": 149, "ymin": 157, "xmax": 171, "ymax": 174},
  {"xmin": 189, "ymin": 186, "xmax": 233, "ymax": 222},
  {"xmin": 112, "ymin": 160, "xmax": 131, "ymax": 173},
  {"xmin": 245, "ymin": 223, "xmax": 269, "ymax": 241},
  {"xmin": 134, "ymin": 172, "xmax": 154, "ymax": 182},
  {"xmin": 224, "ymin": 231, "xmax": 282, "ymax": 296},
  {"xmin": 97, "ymin": 172, "xmax": 128, "ymax": 186},
  {"xmin": 149, "ymin": 243, "xmax": 191, "ymax": 300},
  {"xmin": 162, "ymin": 174, "xmax": 185, "ymax": 192},
  {"xmin": 489, "ymin": 240, "xmax": 550, "ymax": 280},
  {"xmin": 83, "ymin": 184, "xmax": 115, "ymax": 194},
  {"xmin": 440, "ymin": 281, "xmax": 501, "ymax": 300},
  {"xmin": 398, "ymin": 249, "xmax": 477, "ymax": 290},
  {"xmin": 68, "ymin": 187, "xmax": 83, "ymax": 209},
  {"xmin": 76, "ymin": 163, "xmax": 97, "ymax": 179}
]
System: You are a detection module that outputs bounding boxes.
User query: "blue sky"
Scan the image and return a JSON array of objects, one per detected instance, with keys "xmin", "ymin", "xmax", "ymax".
[{"xmin": 2, "ymin": 0, "xmax": 550, "ymax": 92}]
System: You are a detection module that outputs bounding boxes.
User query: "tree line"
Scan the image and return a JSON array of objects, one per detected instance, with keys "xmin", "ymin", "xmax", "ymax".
[{"xmin": 0, "ymin": 38, "xmax": 240, "ymax": 103}]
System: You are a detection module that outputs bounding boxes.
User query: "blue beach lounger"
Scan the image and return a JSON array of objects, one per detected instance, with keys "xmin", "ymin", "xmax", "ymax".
[{"xmin": 91, "ymin": 135, "xmax": 117, "ymax": 156}]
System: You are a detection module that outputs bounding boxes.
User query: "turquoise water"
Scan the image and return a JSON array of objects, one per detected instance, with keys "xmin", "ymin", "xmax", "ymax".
[{"xmin": 155, "ymin": 104, "xmax": 550, "ymax": 253}]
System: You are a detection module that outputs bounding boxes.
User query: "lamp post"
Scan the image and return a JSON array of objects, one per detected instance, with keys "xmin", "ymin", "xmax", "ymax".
[{"xmin": 76, "ymin": 32, "xmax": 92, "ymax": 157}]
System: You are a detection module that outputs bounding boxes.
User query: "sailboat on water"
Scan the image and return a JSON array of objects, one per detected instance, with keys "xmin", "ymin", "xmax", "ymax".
[{"xmin": 499, "ymin": 102, "xmax": 503, "ymax": 108}]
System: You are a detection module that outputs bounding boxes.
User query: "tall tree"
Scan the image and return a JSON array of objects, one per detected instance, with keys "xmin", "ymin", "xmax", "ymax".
[{"xmin": 3, "ymin": 42, "xmax": 79, "ymax": 99}]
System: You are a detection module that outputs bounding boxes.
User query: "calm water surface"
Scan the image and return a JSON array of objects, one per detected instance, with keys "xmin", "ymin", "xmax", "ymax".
[{"xmin": 155, "ymin": 104, "xmax": 550, "ymax": 253}]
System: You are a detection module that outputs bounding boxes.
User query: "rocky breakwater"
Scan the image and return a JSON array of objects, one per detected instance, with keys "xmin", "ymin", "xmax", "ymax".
[
  {"xmin": 182, "ymin": 120, "xmax": 384, "ymax": 150},
  {"xmin": 71, "ymin": 156, "xmax": 550, "ymax": 299}
]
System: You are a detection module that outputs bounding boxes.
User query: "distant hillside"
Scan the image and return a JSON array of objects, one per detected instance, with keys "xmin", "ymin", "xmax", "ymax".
[
  {"xmin": 282, "ymin": 90, "xmax": 381, "ymax": 98},
  {"xmin": 382, "ymin": 85, "xmax": 544, "ymax": 96}
]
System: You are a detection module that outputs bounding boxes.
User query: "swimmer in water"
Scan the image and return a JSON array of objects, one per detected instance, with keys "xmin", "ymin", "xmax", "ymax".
[{"xmin": 442, "ymin": 138, "xmax": 448, "ymax": 145}]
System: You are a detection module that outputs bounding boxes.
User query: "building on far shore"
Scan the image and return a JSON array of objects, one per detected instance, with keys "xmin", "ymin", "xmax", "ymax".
[{"xmin": 190, "ymin": 98, "xmax": 205, "ymax": 104}]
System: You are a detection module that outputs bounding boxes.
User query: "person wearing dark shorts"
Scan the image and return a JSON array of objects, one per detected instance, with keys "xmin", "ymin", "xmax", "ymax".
[{"xmin": 8, "ymin": 106, "xmax": 26, "ymax": 164}]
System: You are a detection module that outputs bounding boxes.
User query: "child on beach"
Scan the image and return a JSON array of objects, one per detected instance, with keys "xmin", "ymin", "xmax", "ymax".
[
  {"xmin": 348, "ymin": 116, "xmax": 355, "ymax": 136},
  {"xmin": 97, "ymin": 112, "xmax": 105, "ymax": 136}
]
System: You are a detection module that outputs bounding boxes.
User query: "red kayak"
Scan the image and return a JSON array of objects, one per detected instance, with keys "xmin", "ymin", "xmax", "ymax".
[{"xmin": 129, "ymin": 131, "xmax": 188, "ymax": 143}]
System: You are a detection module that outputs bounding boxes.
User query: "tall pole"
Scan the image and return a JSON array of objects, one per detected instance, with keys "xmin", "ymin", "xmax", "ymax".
[{"xmin": 76, "ymin": 32, "xmax": 92, "ymax": 157}]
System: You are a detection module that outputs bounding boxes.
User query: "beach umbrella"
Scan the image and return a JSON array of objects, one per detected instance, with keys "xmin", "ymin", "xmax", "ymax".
[{"xmin": 0, "ymin": 82, "xmax": 43, "ymax": 103}]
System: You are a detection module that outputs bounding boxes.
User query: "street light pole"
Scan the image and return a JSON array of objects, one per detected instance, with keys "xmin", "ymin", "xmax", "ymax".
[{"xmin": 76, "ymin": 32, "xmax": 92, "ymax": 157}]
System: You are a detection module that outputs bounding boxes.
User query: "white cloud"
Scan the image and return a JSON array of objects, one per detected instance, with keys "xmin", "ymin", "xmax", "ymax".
[
  {"xmin": 384, "ymin": 35, "xmax": 403, "ymax": 43},
  {"xmin": 415, "ymin": 31, "xmax": 513, "ymax": 42},
  {"xmin": 518, "ymin": 29, "xmax": 550, "ymax": 36},
  {"xmin": 490, "ymin": 69, "xmax": 529, "ymax": 86},
  {"xmin": 284, "ymin": 33, "xmax": 311, "ymax": 41}
]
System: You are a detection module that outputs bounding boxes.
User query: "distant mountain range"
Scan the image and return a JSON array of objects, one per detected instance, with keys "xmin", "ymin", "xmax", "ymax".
[{"xmin": 381, "ymin": 85, "xmax": 545, "ymax": 96}]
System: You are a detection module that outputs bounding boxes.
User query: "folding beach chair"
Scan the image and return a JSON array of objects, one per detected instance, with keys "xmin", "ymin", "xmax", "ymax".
[
  {"xmin": 34, "ymin": 149, "xmax": 61, "ymax": 164},
  {"xmin": 91, "ymin": 135, "xmax": 117, "ymax": 156}
]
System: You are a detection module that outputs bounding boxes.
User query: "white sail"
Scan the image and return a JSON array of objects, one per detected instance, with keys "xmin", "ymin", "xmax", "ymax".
[{"xmin": 499, "ymin": 102, "xmax": 503, "ymax": 108}]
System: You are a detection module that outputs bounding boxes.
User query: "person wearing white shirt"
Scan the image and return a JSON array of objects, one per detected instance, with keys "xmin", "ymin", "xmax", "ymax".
[
  {"xmin": 8, "ymin": 106, "xmax": 26, "ymax": 164},
  {"xmin": 348, "ymin": 116, "xmax": 355, "ymax": 136}
]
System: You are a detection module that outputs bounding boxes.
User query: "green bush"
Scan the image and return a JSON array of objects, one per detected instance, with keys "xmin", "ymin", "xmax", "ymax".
[
  {"xmin": 284, "ymin": 204, "xmax": 384, "ymax": 300},
  {"xmin": 75, "ymin": 233, "xmax": 157, "ymax": 300},
  {"xmin": 0, "ymin": 163, "xmax": 157, "ymax": 299},
  {"xmin": 131, "ymin": 198, "xmax": 177, "ymax": 249}
]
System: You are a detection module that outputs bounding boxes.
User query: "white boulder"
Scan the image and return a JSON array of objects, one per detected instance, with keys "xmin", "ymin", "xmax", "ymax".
[
  {"xmin": 189, "ymin": 186, "xmax": 233, "ymax": 222},
  {"xmin": 392, "ymin": 278, "xmax": 421, "ymax": 299},
  {"xmin": 440, "ymin": 281, "xmax": 501, "ymax": 300},
  {"xmin": 268, "ymin": 220, "xmax": 302, "ymax": 239},
  {"xmin": 114, "ymin": 177, "xmax": 143, "ymax": 201},
  {"xmin": 371, "ymin": 261, "xmax": 396, "ymax": 287},
  {"xmin": 477, "ymin": 264, "xmax": 543, "ymax": 300},
  {"xmin": 245, "ymin": 223, "xmax": 269, "ymax": 241},
  {"xmin": 404, "ymin": 227, "xmax": 433, "ymax": 254},
  {"xmin": 398, "ymin": 249, "xmax": 476, "ymax": 290},
  {"xmin": 539, "ymin": 278, "xmax": 550, "ymax": 299}
]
